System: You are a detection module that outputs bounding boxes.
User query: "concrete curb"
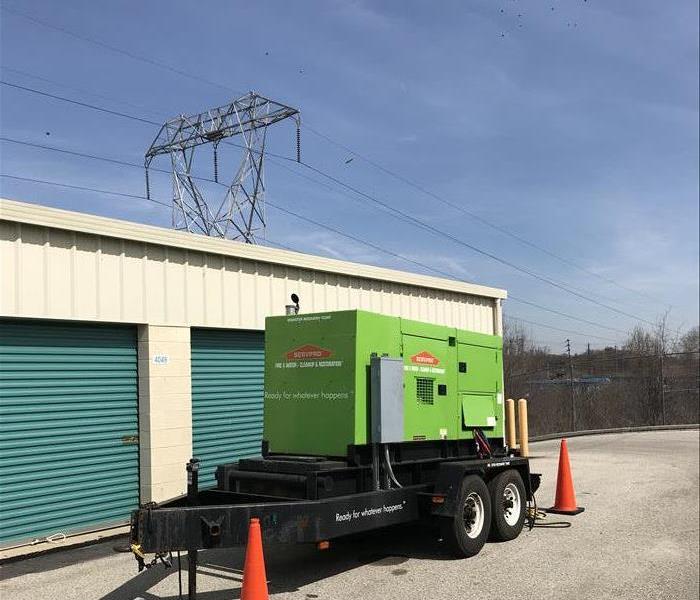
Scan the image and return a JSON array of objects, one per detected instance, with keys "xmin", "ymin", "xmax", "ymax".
[{"xmin": 530, "ymin": 423, "xmax": 699, "ymax": 443}]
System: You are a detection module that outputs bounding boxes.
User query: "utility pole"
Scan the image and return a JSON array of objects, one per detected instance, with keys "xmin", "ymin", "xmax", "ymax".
[
  {"xmin": 660, "ymin": 350, "xmax": 666, "ymax": 426},
  {"xmin": 587, "ymin": 342, "xmax": 591, "ymax": 374},
  {"xmin": 657, "ymin": 311, "xmax": 671, "ymax": 426},
  {"xmin": 566, "ymin": 339, "xmax": 575, "ymax": 432}
]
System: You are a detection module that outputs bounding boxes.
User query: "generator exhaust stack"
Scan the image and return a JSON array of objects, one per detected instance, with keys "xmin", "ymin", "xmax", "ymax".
[
  {"xmin": 285, "ymin": 293, "xmax": 300, "ymax": 315},
  {"xmin": 144, "ymin": 92, "xmax": 300, "ymax": 244}
]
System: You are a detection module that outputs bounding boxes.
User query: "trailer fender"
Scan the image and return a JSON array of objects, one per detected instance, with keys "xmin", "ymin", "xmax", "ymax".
[{"xmin": 430, "ymin": 458, "xmax": 533, "ymax": 518}]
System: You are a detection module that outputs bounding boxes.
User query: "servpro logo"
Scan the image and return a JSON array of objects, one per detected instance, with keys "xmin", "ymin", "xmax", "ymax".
[
  {"xmin": 285, "ymin": 344, "xmax": 333, "ymax": 361},
  {"xmin": 410, "ymin": 351, "xmax": 440, "ymax": 366},
  {"xmin": 275, "ymin": 344, "xmax": 342, "ymax": 371},
  {"xmin": 405, "ymin": 350, "xmax": 445, "ymax": 374}
]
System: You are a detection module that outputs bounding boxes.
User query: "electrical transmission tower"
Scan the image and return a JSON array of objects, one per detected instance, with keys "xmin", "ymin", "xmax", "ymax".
[{"xmin": 145, "ymin": 92, "xmax": 300, "ymax": 243}]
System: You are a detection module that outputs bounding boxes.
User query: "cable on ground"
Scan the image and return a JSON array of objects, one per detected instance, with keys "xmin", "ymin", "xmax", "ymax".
[{"xmin": 526, "ymin": 493, "xmax": 572, "ymax": 529}]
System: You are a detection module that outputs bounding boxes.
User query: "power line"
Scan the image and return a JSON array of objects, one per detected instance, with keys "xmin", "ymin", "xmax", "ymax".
[
  {"xmin": 264, "ymin": 207, "xmax": 624, "ymax": 350},
  {"xmin": 1, "ymin": 136, "xmax": 159, "ymax": 170},
  {"xmin": 260, "ymin": 238, "xmax": 298, "ymax": 253},
  {"xmin": 266, "ymin": 198, "xmax": 450, "ymax": 277},
  {"xmin": 0, "ymin": 80, "xmax": 159, "ymax": 125},
  {"xmin": 5, "ymin": 178, "xmax": 666, "ymax": 351},
  {"xmin": 267, "ymin": 156, "xmax": 435, "ymax": 236},
  {"xmin": 1, "ymin": 173, "xmax": 168, "ymax": 206},
  {"xmin": 0, "ymin": 133, "xmax": 642, "ymax": 340},
  {"xmin": 0, "ymin": 66, "xmax": 167, "ymax": 121},
  {"xmin": 0, "ymin": 136, "xmax": 428, "ymax": 271},
  {"xmin": 505, "ymin": 315, "xmax": 619, "ymax": 343},
  {"xmin": 0, "ymin": 139, "xmax": 479, "ymax": 283},
  {"xmin": 0, "ymin": 78, "xmax": 658, "ymax": 327},
  {"xmin": 304, "ymin": 123, "xmax": 670, "ymax": 309},
  {"xmin": 0, "ymin": 147, "xmax": 629, "ymax": 342},
  {"xmin": 0, "ymin": 7, "xmax": 670, "ymax": 315},
  {"xmin": 0, "ymin": 144, "xmax": 442, "ymax": 279},
  {"xmin": 286, "ymin": 158, "xmax": 658, "ymax": 327},
  {"xmin": 1, "ymin": 82, "xmax": 658, "ymax": 334},
  {"xmin": 0, "ymin": 135, "xmax": 638, "ymax": 331},
  {"xmin": 0, "ymin": 174, "xmax": 298, "ymax": 254},
  {"xmin": 506, "ymin": 295, "xmax": 629, "ymax": 335},
  {"xmin": 0, "ymin": 5, "xmax": 245, "ymax": 97},
  {"xmin": 268, "ymin": 153, "xmax": 636, "ymax": 310},
  {"xmin": 0, "ymin": 135, "xmax": 461, "ymax": 275},
  {"xmin": 273, "ymin": 163, "xmax": 636, "ymax": 341},
  {"xmin": 0, "ymin": 79, "xmax": 289, "ymax": 177}
]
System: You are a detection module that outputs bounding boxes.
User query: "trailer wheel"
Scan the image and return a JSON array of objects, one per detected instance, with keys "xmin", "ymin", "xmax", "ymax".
[
  {"xmin": 440, "ymin": 474, "xmax": 491, "ymax": 558},
  {"xmin": 487, "ymin": 469, "xmax": 526, "ymax": 542}
]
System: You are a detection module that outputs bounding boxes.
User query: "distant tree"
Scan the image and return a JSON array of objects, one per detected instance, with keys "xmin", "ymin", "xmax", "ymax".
[
  {"xmin": 505, "ymin": 315, "xmax": 699, "ymax": 435},
  {"xmin": 502, "ymin": 319, "xmax": 551, "ymax": 398},
  {"xmin": 677, "ymin": 325, "xmax": 699, "ymax": 354},
  {"xmin": 624, "ymin": 312, "xmax": 691, "ymax": 356},
  {"xmin": 624, "ymin": 325, "xmax": 660, "ymax": 355},
  {"xmin": 654, "ymin": 311, "xmax": 681, "ymax": 355}
]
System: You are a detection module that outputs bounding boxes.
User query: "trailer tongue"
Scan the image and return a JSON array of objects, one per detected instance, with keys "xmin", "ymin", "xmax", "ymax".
[{"xmin": 128, "ymin": 309, "xmax": 539, "ymax": 598}]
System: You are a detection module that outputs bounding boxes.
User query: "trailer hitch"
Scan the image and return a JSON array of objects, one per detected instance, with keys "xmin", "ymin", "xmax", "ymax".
[{"xmin": 201, "ymin": 516, "xmax": 224, "ymax": 546}]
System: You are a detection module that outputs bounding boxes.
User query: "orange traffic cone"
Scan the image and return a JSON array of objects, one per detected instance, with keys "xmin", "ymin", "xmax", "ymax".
[
  {"xmin": 241, "ymin": 518, "xmax": 269, "ymax": 600},
  {"xmin": 546, "ymin": 439, "xmax": 585, "ymax": 515}
]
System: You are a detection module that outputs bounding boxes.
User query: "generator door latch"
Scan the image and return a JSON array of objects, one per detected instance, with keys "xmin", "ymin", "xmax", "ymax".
[
  {"xmin": 438, "ymin": 384, "xmax": 447, "ymax": 396},
  {"xmin": 458, "ymin": 362, "xmax": 467, "ymax": 373}
]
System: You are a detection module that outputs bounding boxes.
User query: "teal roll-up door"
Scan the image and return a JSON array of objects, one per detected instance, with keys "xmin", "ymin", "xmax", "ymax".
[
  {"xmin": 191, "ymin": 329, "xmax": 264, "ymax": 488},
  {"xmin": 0, "ymin": 320, "xmax": 139, "ymax": 546}
]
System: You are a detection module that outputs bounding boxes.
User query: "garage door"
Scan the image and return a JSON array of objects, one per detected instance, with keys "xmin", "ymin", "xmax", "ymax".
[
  {"xmin": 191, "ymin": 329, "xmax": 265, "ymax": 488},
  {"xmin": 0, "ymin": 320, "xmax": 139, "ymax": 546}
]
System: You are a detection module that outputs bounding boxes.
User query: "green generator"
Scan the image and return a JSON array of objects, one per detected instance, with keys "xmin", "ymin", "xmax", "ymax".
[
  {"xmin": 132, "ymin": 308, "xmax": 536, "ymax": 574},
  {"xmin": 263, "ymin": 309, "xmax": 504, "ymax": 457}
]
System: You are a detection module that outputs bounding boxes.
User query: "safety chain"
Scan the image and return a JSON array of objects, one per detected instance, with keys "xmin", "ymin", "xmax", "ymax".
[{"xmin": 131, "ymin": 543, "xmax": 172, "ymax": 572}]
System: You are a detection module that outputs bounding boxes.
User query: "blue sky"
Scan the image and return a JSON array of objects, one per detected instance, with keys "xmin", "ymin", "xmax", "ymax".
[{"xmin": 1, "ymin": 0, "xmax": 698, "ymax": 351}]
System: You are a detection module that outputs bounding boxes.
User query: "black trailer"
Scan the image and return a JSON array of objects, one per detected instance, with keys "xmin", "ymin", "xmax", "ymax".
[{"xmin": 129, "ymin": 439, "xmax": 540, "ymax": 599}]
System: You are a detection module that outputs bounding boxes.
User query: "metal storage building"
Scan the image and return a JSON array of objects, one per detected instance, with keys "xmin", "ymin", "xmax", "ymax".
[{"xmin": 0, "ymin": 198, "xmax": 506, "ymax": 547}]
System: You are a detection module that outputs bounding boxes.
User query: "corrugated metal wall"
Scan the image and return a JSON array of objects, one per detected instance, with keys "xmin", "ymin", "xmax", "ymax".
[
  {"xmin": 0, "ymin": 320, "xmax": 139, "ymax": 545},
  {"xmin": 0, "ymin": 200, "xmax": 506, "ymax": 523},
  {"xmin": 191, "ymin": 329, "xmax": 265, "ymax": 488},
  {"xmin": 0, "ymin": 218, "xmax": 499, "ymax": 335}
]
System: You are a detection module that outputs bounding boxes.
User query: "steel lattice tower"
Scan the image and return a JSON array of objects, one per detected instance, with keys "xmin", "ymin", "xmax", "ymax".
[{"xmin": 145, "ymin": 92, "xmax": 300, "ymax": 243}]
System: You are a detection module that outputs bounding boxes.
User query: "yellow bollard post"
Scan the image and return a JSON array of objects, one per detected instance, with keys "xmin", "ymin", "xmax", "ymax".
[
  {"xmin": 517, "ymin": 398, "xmax": 529, "ymax": 458},
  {"xmin": 505, "ymin": 398, "xmax": 517, "ymax": 450}
]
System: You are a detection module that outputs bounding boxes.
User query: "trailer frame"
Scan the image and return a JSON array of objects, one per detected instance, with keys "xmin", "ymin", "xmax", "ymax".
[{"xmin": 129, "ymin": 450, "xmax": 537, "ymax": 599}]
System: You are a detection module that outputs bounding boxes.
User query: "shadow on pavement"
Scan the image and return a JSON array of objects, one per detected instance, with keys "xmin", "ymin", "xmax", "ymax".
[
  {"xmin": 0, "ymin": 537, "xmax": 129, "ymax": 579},
  {"xmin": 98, "ymin": 522, "xmax": 454, "ymax": 599}
]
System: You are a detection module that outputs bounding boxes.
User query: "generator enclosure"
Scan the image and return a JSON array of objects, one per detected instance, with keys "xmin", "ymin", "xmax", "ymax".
[{"xmin": 263, "ymin": 310, "xmax": 504, "ymax": 457}]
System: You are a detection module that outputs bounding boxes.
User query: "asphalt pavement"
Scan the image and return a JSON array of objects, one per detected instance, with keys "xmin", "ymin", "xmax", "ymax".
[{"xmin": 1, "ymin": 429, "xmax": 698, "ymax": 600}]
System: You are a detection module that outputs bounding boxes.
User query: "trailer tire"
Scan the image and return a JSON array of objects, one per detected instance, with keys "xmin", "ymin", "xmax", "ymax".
[
  {"xmin": 440, "ymin": 474, "xmax": 491, "ymax": 558},
  {"xmin": 487, "ymin": 469, "xmax": 526, "ymax": 542}
]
